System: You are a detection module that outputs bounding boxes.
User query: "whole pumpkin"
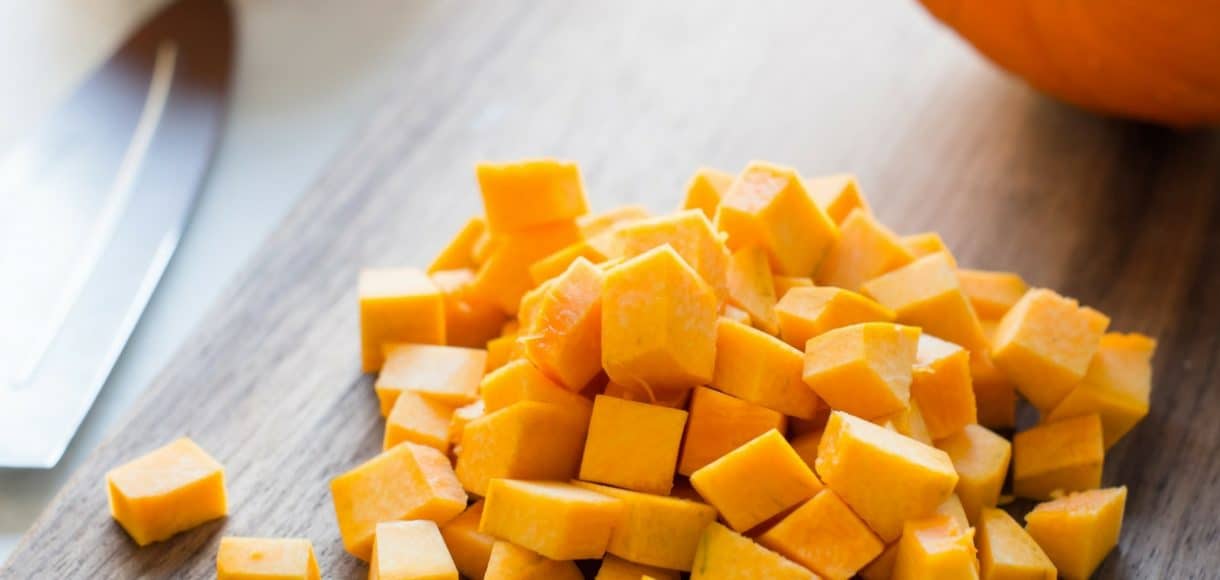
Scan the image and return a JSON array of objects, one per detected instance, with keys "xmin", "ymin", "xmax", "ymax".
[{"xmin": 918, "ymin": 0, "xmax": 1220, "ymax": 127}]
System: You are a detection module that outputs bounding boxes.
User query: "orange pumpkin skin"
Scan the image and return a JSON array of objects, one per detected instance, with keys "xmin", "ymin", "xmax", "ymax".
[{"xmin": 918, "ymin": 0, "xmax": 1220, "ymax": 127}]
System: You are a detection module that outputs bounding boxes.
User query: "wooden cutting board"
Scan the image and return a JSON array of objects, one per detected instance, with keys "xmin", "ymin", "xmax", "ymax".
[{"xmin": 4, "ymin": 1, "xmax": 1219, "ymax": 577}]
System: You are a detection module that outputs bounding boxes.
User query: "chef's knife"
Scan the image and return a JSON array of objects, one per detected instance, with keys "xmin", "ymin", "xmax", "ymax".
[{"xmin": 0, "ymin": 0, "xmax": 234, "ymax": 468}]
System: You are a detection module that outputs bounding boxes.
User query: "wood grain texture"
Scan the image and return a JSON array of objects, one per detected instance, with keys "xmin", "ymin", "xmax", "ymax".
[{"xmin": 4, "ymin": 0, "xmax": 1219, "ymax": 577}]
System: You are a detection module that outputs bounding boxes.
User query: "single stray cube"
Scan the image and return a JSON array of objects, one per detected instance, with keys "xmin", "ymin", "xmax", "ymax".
[
  {"xmin": 715, "ymin": 161, "xmax": 839, "ymax": 276},
  {"xmin": 815, "ymin": 208, "xmax": 914, "ymax": 292},
  {"xmin": 580, "ymin": 395, "xmax": 688, "ymax": 495},
  {"xmin": 690, "ymin": 430, "xmax": 822, "ymax": 532},
  {"xmin": 360, "ymin": 268, "xmax": 446, "ymax": 372},
  {"xmin": 678, "ymin": 386, "xmax": 787, "ymax": 476},
  {"xmin": 476, "ymin": 159, "xmax": 589, "ymax": 233},
  {"xmin": 936, "ymin": 424, "xmax": 1011, "ymax": 525},
  {"xmin": 713, "ymin": 319, "xmax": 820, "ymax": 419},
  {"xmin": 758, "ymin": 489, "xmax": 884, "ymax": 579},
  {"xmin": 521, "ymin": 257, "xmax": 605, "ymax": 390},
  {"xmin": 724, "ymin": 246, "xmax": 779, "ymax": 334},
  {"xmin": 816, "ymin": 411, "xmax": 958, "ymax": 542},
  {"xmin": 370, "ymin": 520, "xmax": 459, "ymax": 580},
  {"xmin": 455, "ymin": 401, "xmax": 589, "ymax": 496},
  {"xmin": 802, "ymin": 322, "xmax": 921, "ymax": 420},
  {"xmin": 217, "ymin": 537, "xmax": 319, "ymax": 580},
  {"xmin": 1013, "ymin": 414, "xmax": 1104, "ymax": 500},
  {"xmin": 861, "ymin": 252, "xmax": 990, "ymax": 354},
  {"xmin": 910, "ymin": 334, "xmax": 977, "ymax": 440},
  {"xmin": 375, "ymin": 343, "xmax": 486, "ymax": 415},
  {"xmin": 480, "ymin": 479, "xmax": 624, "ymax": 560},
  {"xmin": 330, "ymin": 442, "xmax": 467, "ymax": 560},
  {"xmin": 775, "ymin": 286, "xmax": 895, "ymax": 350},
  {"xmin": 601, "ymin": 245, "xmax": 719, "ymax": 389},
  {"xmin": 990, "ymin": 288, "xmax": 1111, "ymax": 411},
  {"xmin": 807, "ymin": 173, "xmax": 871, "ymax": 225},
  {"xmin": 106, "ymin": 437, "xmax": 228, "ymax": 546},
  {"xmin": 483, "ymin": 541, "xmax": 583, "ymax": 580},
  {"xmin": 439, "ymin": 501, "xmax": 495, "ymax": 580},
  {"xmin": 891, "ymin": 515, "xmax": 977, "ymax": 580},
  {"xmin": 681, "ymin": 167, "xmax": 735, "ymax": 219},
  {"xmin": 1045, "ymin": 332, "xmax": 1156, "ymax": 449},
  {"xmin": 690, "ymin": 522, "xmax": 816, "ymax": 580},
  {"xmin": 1025, "ymin": 487, "xmax": 1127, "ymax": 579},
  {"xmin": 977, "ymin": 508, "xmax": 1056, "ymax": 580},
  {"xmin": 574, "ymin": 481, "xmax": 717, "ymax": 571},
  {"xmin": 956, "ymin": 268, "xmax": 1028, "ymax": 320}
]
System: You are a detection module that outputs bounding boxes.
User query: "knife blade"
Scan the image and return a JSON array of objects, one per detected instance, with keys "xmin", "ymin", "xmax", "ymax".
[{"xmin": 0, "ymin": 0, "xmax": 234, "ymax": 468}]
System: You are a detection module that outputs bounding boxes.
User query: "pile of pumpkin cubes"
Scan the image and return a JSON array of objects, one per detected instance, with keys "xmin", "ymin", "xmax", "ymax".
[{"xmin": 346, "ymin": 159, "xmax": 1154, "ymax": 579}]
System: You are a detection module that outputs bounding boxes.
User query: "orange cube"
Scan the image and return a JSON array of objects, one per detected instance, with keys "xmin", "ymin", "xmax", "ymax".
[
  {"xmin": 691, "ymin": 522, "xmax": 818, "ymax": 580},
  {"xmin": 384, "ymin": 391, "xmax": 455, "ymax": 452},
  {"xmin": 578, "ymin": 204, "xmax": 651, "ymax": 239},
  {"xmin": 910, "ymin": 334, "xmax": 977, "ymax": 440},
  {"xmin": 789, "ymin": 430, "xmax": 823, "ymax": 471},
  {"xmin": 375, "ymin": 344, "xmax": 486, "ymax": 415},
  {"xmin": 217, "ymin": 537, "xmax": 320, "ymax": 580},
  {"xmin": 429, "ymin": 217, "xmax": 487, "ymax": 274},
  {"xmin": 480, "ymin": 480, "xmax": 623, "ymax": 560},
  {"xmin": 861, "ymin": 252, "xmax": 990, "ymax": 354},
  {"xmin": 447, "ymin": 400, "xmax": 483, "ymax": 448},
  {"xmin": 679, "ymin": 386, "xmax": 787, "ymax": 476},
  {"xmin": 724, "ymin": 246, "xmax": 779, "ymax": 334},
  {"xmin": 690, "ymin": 430, "xmax": 822, "ymax": 532},
  {"xmin": 580, "ymin": 395, "xmax": 688, "ymax": 495},
  {"xmin": 816, "ymin": 209, "xmax": 914, "ymax": 291},
  {"xmin": 900, "ymin": 232, "xmax": 957, "ymax": 267},
  {"xmin": 359, "ymin": 268, "xmax": 446, "ymax": 372},
  {"xmin": 439, "ymin": 501, "xmax": 496, "ymax": 580},
  {"xmin": 106, "ymin": 438, "xmax": 228, "ymax": 547},
  {"xmin": 476, "ymin": 159, "xmax": 588, "ymax": 233},
  {"xmin": 877, "ymin": 398, "xmax": 933, "ymax": 445},
  {"xmin": 520, "ymin": 258, "xmax": 604, "ymax": 390},
  {"xmin": 971, "ymin": 354, "xmax": 1017, "ymax": 429},
  {"xmin": 977, "ymin": 508, "xmax": 1056, "ymax": 580},
  {"xmin": 1013, "ymin": 414, "xmax": 1104, "ymax": 500},
  {"xmin": 330, "ymin": 442, "xmax": 466, "ymax": 560},
  {"xmin": 1046, "ymin": 333, "xmax": 1155, "ymax": 449},
  {"xmin": 957, "ymin": 269, "xmax": 1028, "ymax": 320},
  {"xmin": 614, "ymin": 210, "xmax": 731, "ymax": 301},
  {"xmin": 682, "ymin": 167, "xmax": 735, "ymax": 219},
  {"xmin": 816, "ymin": 411, "xmax": 958, "ymax": 542},
  {"xmin": 715, "ymin": 161, "xmax": 839, "ymax": 276},
  {"xmin": 758, "ymin": 489, "xmax": 884, "ymax": 579},
  {"xmin": 807, "ymin": 174, "xmax": 870, "ymax": 225},
  {"xmin": 935, "ymin": 494, "xmax": 970, "ymax": 530},
  {"xmin": 937, "ymin": 424, "xmax": 1011, "ymax": 525},
  {"xmin": 859, "ymin": 543, "xmax": 899, "ymax": 580},
  {"xmin": 483, "ymin": 334, "xmax": 521, "ymax": 372},
  {"xmin": 455, "ymin": 401, "xmax": 589, "ymax": 496},
  {"xmin": 471, "ymin": 220, "xmax": 582, "ymax": 314},
  {"xmin": 369, "ymin": 520, "xmax": 459, "ymax": 580},
  {"xmin": 431, "ymin": 268, "xmax": 508, "ymax": 349},
  {"xmin": 712, "ymin": 319, "xmax": 821, "ymax": 419},
  {"xmin": 484, "ymin": 540, "xmax": 582, "ymax": 580},
  {"xmin": 573, "ymin": 481, "xmax": 718, "ymax": 571},
  {"xmin": 601, "ymin": 245, "xmax": 719, "ymax": 389},
  {"xmin": 892, "ymin": 515, "xmax": 977, "ymax": 580},
  {"xmin": 602, "ymin": 381, "xmax": 692, "ymax": 409},
  {"xmin": 479, "ymin": 359, "xmax": 592, "ymax": 418},
  {"xmin": 529, "ymin": 237, "xmax": 614, "ymax": 286},
  {"xmin": 802, "ymin": 323, "xmax": 921, "ymax": 420},
  {"xmin": 990, "ymin": 288, "xmax": 1110, "ymax": 411},
  {"xmin": 775, "ymin": 286, "xmax": 895, "ymax": 350},
  {"xmin": 1024, "ymin": 487, "xmax": 1127, "ymax": 579},
  {"xmin": 772, "ymin": 275, "xmax": 814, "ymax": 299}
]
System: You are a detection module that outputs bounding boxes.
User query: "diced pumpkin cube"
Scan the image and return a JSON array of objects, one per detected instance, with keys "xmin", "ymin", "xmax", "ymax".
[
  {"xmin": 758, "ymin": 489, "xmax": 885, "ymax": 579},
  {"xmin": 900, "ymin": 232, "xmax": 958, "ymax": 267},
  {"xmin": 807, "ymin": 174, "xmax": 870, "ymax": 225},
  {"xmin": 529, "ymin": 238, "xmax": 612, "ymax": 286},
  {"xmin": 876, "ymin": 398, "xmax": 933, "ymax": 445},
  {"xmin": 448, "ymin": 401, "xmax": 485, "ymax": 446},
  {"xmin": 477, "ymin": 159, "xmax": 588, "ymax": 233},
  {"xmin": 574, "ymin": 481, "xmax": 718, "ymax": 571},
  {"xmin": 429, "ymin": 217, "xmax": 487, "ymax": 274},
  {"xmin": 1045, "ymin": 333, "xmax": 1155, "ymax": 449},
  {"xmin": 480, "ymin": 359, "xmax": 593, "ymax": 418},
  {"xmin": 471, "ymin": 220, "xmax": 583, "ymax": 314},
  {"xmin": 936, "ymin": 494, "xmax": 970, "ymax": 530},
  {"xmin": 859, "ymin": 543, "xmax": 898, "ymax": 580},
  {"xmin": 715, "ymin": 161, "xmax": 839, "ymax": 276},
  {"xmin": 678, "ymin": 386, "xmax": 787, "ymax": 476},
  {"xmin": 484, "ymin": 334, "xmax": 521, "ymax": 372},
  {"xmin": 682, "ymin": 167, "xmax": 735, "ymax": 219},
  {"xmin": 937, "ymin": 425, "xmax": 1011, "ymax": 525},
  {"xmin": 578, "ymin": 205, "xmax": 652, "ymax": 239},
  {"xmin": 990, "ymin": 288, "xmax": 1110, "ymax": 411},
  {"xmin": 816, "ymin": 411, "xmax": 958, "ymax": 542},
  {"xmin": 106, "ymin": 438, "xmax": 227, "ymax": 546},
  {"xmin": 957, "ymin": 269, "xmax": 1028, "ymax": 320},
  {"xmin": 601, "ymin": 245, "xmax": 719, "ymax": 389},
  {"xmin": 1013, "ymin": 415, "xmax": 1104, "ymax": 500},
  {"xmin": 712, "ymin": 319, "xmax": 820, "ymax": 419},
  {"xmin": 360, "ymin": 268, "xmax": 446, "ymax": 372},
  {"xmin": 480, "ymin": 480, "xmax": 624, "ymax": 560},
  {"xmin": 455, "ymin": 401, "xmax": 589, "ymax": 496},
  {"xmin": 370, "ymin": 520, "xmax": 459, "ymax": 580},
  {"xmin": 330, "ymin": 442, "xmax": 466, "ymax": 560},
  {"xmin": 816, "ymin": 209, "xmax": 914, "ymax": 291},
  {"xmin": 690, "ymin": 522, "xmax": 816, "ymax": 580},
  {"xmin": 217, "ymin": 537, "xmax": 319, "ymax": 580},
  {"xmin": 861, "ymin": 253, "xmax": 990, "ymax": 354},
  {"xmin": 483, "ymin": 540, "xmax": 583, "ymax": 580},
  {"xmin": 724, "ymin": 246, "xmax": 779, "ymax": 334},
  {"xmin": 789, "ymin": 430, "xmax": 823, "ymax": 472},
  {"xmin": 892, "ymin": 515, "xmax": 977, "ymax": 580},
  {"xmin": 911, "ymin": 334, "xmax": 977, "ymax": 440},
  {"xmin": 971, "ymin": 354, "xmax": 1016, "ymax": 429},
  {"xmin": 431, "ymin": 269, "xmax": 508, "ymax": 349},
  {"xmin": 773, "ymin": 275, "xmax": 813, "ymax": 299},
  {"xmin": 440, "ymin": 501, "xmax": 495, "ymax": 580},
  {"xmin": 520, "ymin": 258, "xmax": 604, "ymax": 390},
  {"xmin": 802, "ymin": 323, "xmax": 920, "ymax": 420},
  {"xmin": 977, "ymin": 508, "xmax": 1056, "ymax": 580},
  {"xmin": 580, "ymin": 395, "xmax": 688, "ymax": 495},
  {"xmin": 376, "ymin": 344, "xmax": 486, "ymax": 415},
  {"xmin": 1025, "ymin": 487, "xmax": 1127, "ymax": 579},
  {"xmin": 775, "ymin": 286, "xmax": 895, "ymax": 350},
  {"xmin": 690, "ymin": 430, "xmax": 822, "ymax": 532},
  {"xmin": 615, "ymin": 210, "xmax": 731, "ymax": 301},
  {"xmin": 385, "ymin": 391, "xmax": 455, "ymax": 452},
  {"xmin": 601, "ymin": 381, "xmax": 693, "ymax": 409}
]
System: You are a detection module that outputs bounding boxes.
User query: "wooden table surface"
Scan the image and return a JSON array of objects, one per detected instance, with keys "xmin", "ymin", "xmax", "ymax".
[{"xmin": 4, "ymin": 0, "xmax": 1218, "ymax": 577}]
